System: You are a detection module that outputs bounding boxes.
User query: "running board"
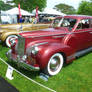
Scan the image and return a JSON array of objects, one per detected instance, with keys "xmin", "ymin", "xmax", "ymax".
[{"xmin": 75, "ymin": 47, "xmax": 92, "ymax": 57}]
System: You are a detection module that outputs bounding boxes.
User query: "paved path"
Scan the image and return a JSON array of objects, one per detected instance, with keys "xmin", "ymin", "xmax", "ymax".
[{"xmin": 0, "ymin": 76, "xmax": 19, "ymax": 92}]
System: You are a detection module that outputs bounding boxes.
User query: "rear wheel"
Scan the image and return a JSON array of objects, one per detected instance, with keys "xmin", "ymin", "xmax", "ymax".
[
  {"xmin": 5, "ymin": 35, "xmax": 18, "ymax": 47},
  {"xmin": 43, "ymin": 53, "xmax": 64, "ymax": 76}
]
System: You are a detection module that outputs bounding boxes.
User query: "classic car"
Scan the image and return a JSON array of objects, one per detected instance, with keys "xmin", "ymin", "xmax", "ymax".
[
  {"xmin": 0, "ymin": 23, "xmax": 50, "ymax": 47},
  {"xmin": 6, "ymin": 15, "xmax": 92, "ymax": 76}
]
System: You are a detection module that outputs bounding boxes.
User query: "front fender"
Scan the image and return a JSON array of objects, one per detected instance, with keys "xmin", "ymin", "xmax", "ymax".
[
  {"xmin": 1, "ymin": 31, "xmax": 19, "ymax": 41},
  {"xmin": 37, "ymin": 42, "xmax": 75, "ymax": 69}
]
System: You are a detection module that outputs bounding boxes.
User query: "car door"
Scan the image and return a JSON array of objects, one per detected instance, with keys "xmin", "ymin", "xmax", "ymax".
[
  {"xmin": 73, "ymin": 19, "xmax": 92, "ymax": 51},
  {"xmin": 64, "ymin": 18, "xmax": 92, "ymax": 52}
]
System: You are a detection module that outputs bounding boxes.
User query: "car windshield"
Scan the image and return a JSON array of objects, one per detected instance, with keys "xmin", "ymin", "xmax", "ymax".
[
  {"xmin": 52, "ymin": 18, "xmax": 62, "ymax": 27},
  {"xmin": 52, "ymin": 18, "xmax": 77, "ymax": 29}
]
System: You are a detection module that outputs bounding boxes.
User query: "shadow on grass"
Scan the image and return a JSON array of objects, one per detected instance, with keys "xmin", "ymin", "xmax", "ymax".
[
  {"xmin": 63, "ymin": 62, "xmax": 73, "ymax": 70},
  {"xmin": 6, "ymin": 60, "xmax": 40, "ymax": 79},
  {"xmin": 0, "ymin": 41, "xmax": 6, "ymax": 47}
]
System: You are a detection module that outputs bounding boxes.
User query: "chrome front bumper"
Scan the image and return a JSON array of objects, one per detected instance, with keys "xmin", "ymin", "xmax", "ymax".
[{"xmin": 6, "ymin": 50, "xmax": 40, "ymax": 71}]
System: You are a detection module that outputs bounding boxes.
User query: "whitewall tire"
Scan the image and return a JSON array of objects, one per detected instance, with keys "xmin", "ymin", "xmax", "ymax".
[
  {"xmin": 43, "ymin": 53, "xmax": 64, "ymax": 76},
  {"xmin": 5, "ymin": 35, "xmax": 18, "ymax": 47}
]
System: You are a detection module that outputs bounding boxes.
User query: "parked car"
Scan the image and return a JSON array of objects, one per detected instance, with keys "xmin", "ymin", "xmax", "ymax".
[
  {"xmin": 0, "ymin": 23, "xmax": 50, "ymax": 47},
  {"xmin": 6, "ymin": 15, "xmax": 92, "ymax": 76}
]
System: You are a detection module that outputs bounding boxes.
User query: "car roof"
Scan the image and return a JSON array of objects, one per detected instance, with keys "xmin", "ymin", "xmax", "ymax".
[{"xmin": 56, "ymin": 15, "xmax": 92, "ymax": 19}]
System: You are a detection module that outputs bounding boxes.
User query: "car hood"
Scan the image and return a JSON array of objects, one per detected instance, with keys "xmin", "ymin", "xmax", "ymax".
[{"xmin": 19, "ymin": 27, "xmax": 69, "ymax": 38}]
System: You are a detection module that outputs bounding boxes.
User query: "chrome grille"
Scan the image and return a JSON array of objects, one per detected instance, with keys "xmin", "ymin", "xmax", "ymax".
[{"xmin": 17, "ymin": 35, "xmax": 25, "ymax": 56}]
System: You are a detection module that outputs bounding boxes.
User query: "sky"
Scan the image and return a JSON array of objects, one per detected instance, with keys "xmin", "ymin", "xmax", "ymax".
[{"xmin": 47, "ymin": 0, "xmax": 89, "ymax": 9}]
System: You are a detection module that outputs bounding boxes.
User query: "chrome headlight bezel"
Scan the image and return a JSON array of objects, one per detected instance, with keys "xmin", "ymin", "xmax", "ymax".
[
  {"xmin": 22, "ymin": 55, "xmax": 27, "ymax": 61},
  {"xmin": 31, "ymin": 46, "xmax": 39, "ymax": 55}
]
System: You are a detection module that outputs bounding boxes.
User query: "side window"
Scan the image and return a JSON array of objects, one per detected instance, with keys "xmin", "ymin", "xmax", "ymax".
[
  {"xmin": 77, "ymin": 19, "xmax": 89, "ymax": 29},
  {"xmin": 61, "ymin": 18, "xmax": 76, "ymax": 28}
]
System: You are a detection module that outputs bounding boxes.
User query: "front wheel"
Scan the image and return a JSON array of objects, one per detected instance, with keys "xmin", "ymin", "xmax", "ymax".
[
  {"xmin": 43, "ymin": 53, "xmax": 64, "ymax": 76},
  {"xmin": 5, "ymin": 35, "xmax": 18, "ymax": 47}
]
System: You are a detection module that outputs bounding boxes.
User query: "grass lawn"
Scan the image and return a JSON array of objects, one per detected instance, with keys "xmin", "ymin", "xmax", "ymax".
[{"xmin": 0, "ymin": 42, "xmax": 92, "ymax": 92}]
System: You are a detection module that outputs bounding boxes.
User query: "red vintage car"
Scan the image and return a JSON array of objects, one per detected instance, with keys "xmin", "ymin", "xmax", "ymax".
[{"xmin": 6, "ymin": 15, "xmax": 92, "ymax": 76}]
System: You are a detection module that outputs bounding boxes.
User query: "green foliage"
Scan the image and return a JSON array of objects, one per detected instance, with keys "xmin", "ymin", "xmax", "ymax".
[
  {"xmin": 0, "ymin": 1, "xmax": 12, "ymax": 10},
  {"xmin": 77, "ymin": 0, "xmax": 92, "ymax": 15},
  {"xmin": 54, "ymin": 3, "xmax": 76, "ymax": 14},
  {"xmin": 11, "ymin": 0, "xmax": 47, "ymax": 12}
]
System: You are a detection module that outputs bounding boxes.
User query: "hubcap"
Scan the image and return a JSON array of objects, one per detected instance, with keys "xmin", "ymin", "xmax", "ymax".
[{"xmin": 50, "ymin": 56, "xmax": 60, "ymax": 72}]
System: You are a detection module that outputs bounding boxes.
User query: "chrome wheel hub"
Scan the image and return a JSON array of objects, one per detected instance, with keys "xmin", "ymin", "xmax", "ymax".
[{"xmin": 50, "ymin": 57, "xmax": 60, "ymax": 72}]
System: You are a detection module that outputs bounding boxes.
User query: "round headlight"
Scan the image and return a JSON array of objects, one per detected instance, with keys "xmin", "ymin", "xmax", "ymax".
[
  {"xmin": 22, "ymin": 55, "xmax": 27, "ymax": 61},
  {"xmin": 31, "ymin": 46, "xmax": 39, "ymax": 55}
]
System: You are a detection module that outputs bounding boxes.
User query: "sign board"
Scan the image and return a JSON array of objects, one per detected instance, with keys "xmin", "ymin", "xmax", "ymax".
[{"xmin": 6, "ymin": 65, "xmax": 14, "ymax": 80}]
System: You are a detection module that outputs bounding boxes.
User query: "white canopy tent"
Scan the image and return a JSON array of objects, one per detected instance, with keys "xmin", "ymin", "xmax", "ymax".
[
  {"xmin": 5, "ymin": 7, "xmax": 34, "ymax": 16},
  {"xmin": 1, "ymin": 10, "xmax": 8, "ymax": 15},
  {"xmin": 2, "ymin": 7, "xmax": 35, "ymax": 24},
  {"xmin": 32, "ymin": 8, "xmax": 65, "ymax": 16},
  {"xmin": 40, "ymin": 8, "xmax": 65, "ymax": 16},
  {"xmin": 1, "ymin": 10, "xmax": 17, "ymax": 24}
]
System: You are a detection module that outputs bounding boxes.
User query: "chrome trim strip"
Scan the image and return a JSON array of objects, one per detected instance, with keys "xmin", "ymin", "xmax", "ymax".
[
  {"xmin": 34, "ymin": 42, "xmax": 48, "ymax": 46},
  {"xmin": 75, "ymin": 46, "xmax": 92, "ymax": 57},
  {"xmin": 27, "ymin": 33, "xmax": 68, "ymax": 38},
  {"xmin": 53, "ymin": 36, "xmax": 64, "ymax": 38},
  {"xmin": 26, "ymin": 30, "xmax": 92, "ymax": 38}
]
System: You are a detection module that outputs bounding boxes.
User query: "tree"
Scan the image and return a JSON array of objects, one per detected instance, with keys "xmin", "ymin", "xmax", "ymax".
[
  {"xmin": 77, "ymin": 0, "xmax": 92, "ymax": 15},
  {"xmin": 54, "ymin": 3, "xmax": 76, "ymax": 14},
  {"xmin": 11, "ymin": 0, "xmax": 47, "ymax": 12},
  {"xmin": 0, "ymin": 1, "xmax": 12, "ymax": 11}
]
